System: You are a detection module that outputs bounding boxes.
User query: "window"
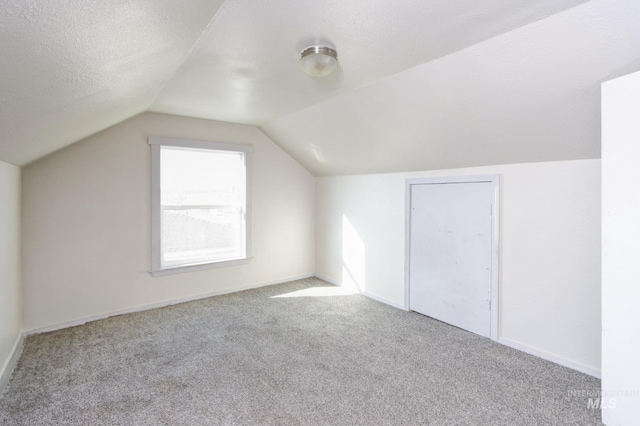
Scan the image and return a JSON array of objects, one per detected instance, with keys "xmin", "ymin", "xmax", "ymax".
[{"xmin": 149, "ymin": 137, "xmax": 252, "ymax": 276}]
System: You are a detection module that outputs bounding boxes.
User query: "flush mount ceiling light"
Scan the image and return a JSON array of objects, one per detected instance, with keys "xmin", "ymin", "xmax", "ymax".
[{"xmin": 300, "ymin": 45, "xmax": 338, "ymax": 77}]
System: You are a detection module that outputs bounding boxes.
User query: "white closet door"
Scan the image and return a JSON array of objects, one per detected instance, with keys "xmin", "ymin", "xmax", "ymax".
[{"xmin": 409, "ymin": 181, "xmax": 494, "ymax": 338}]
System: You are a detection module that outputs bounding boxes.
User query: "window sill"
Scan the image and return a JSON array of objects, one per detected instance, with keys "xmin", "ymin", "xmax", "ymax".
[{"xmin": 150, "ymin": 257, "xmax": 252, "ymax": 277}]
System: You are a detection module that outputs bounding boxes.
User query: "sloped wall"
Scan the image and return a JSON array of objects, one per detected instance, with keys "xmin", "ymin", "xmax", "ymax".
[
  {"xmin": 263, "ymin": 0, "xmax": 640, "ymax": 177},
  {"xmin": 22, "ymin": 112, "xmax": 315, "ymax": 331},
  {"xmin": 316, "ymin": 159, "xmax": 601, "ymax": 376}
]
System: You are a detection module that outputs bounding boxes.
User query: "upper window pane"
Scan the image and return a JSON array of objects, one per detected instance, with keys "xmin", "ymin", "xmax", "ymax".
[{"xmin": 161, "ymin": 147, "xmax": 245, "ymax": 207}]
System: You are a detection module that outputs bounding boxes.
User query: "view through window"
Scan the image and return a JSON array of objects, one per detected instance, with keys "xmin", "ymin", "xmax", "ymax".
[{"xmin": 150, "ymin": 137, "xmax": 252, "ymax": 275}]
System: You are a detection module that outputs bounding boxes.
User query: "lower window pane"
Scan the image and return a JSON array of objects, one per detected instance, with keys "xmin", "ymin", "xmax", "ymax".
[{"xmin": 161, "ymin": 207, "xmax": 243, "ymax": 267}]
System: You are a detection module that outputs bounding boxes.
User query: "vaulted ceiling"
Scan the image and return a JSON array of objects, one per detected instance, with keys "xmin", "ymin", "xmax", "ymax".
[{"xmin": 1, "ymin": 0, "xmax": 639, "ymax": 174}]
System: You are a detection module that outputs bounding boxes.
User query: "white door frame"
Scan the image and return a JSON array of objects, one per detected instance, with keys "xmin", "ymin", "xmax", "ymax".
[{"xmin": 404, "ymin": 175, "xmax": 501, "ymax": 341}]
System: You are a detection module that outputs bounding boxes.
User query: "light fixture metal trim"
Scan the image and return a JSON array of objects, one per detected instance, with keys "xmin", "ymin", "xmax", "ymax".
[
  {"xmin": 300, "ymin": 45, "xmax": 338, "ymax": 77},
  {"xmin": 300, "ymin": 45, "xmax": 338, "ymax": 61}
]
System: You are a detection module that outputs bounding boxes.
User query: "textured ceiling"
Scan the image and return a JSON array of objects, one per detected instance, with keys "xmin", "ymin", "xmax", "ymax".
[
  {"xmin": 0, "ymin": 0, "xmax": 225, "ymax": 165},
  {"xmin": 1, "ymin": 0, "xmax": 638, "ymax": 174},
  {"xmin": 151, "ymin": 0, "xmax": 588, "ymax": 125},
  {"xmin": 262, "ymin": 0, "xmax": 640, "ymax": 176}
]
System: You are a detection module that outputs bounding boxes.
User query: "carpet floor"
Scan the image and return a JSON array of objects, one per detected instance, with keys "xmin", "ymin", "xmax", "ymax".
[{"xmin": 0, "ymin": 278, "xmax": 601, "ymax": 425}]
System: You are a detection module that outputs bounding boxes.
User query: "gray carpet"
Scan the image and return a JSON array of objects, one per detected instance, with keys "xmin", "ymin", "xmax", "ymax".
[{"xmin": 0, "ymin": 278, "xmax": 601, "ymax": 425}]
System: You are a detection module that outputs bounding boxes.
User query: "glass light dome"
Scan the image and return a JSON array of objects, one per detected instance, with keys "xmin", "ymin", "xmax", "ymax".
[{"xmin": 300, "ymin": 46, "xmax": 338, "ymax": 77}]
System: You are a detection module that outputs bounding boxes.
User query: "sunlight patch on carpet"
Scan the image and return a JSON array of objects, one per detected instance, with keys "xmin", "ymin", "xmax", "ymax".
[{"xmin": 270, "ymin": 286, "xmax": 358, "ymax": 298}]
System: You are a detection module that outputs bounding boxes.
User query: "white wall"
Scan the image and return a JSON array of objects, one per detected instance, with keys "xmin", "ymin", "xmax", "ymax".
[
  {"xmin": 602, "ymin": 70, "xmax": 640, "ymax": 425},
  {"xmin": 0, "ymin": 160, "xmax": 21, "ymax": 384},
  {"xmin": 22, "ymin": 112, "xmax": 315, "ymax": 331},
  {"xmin": 316, "ymin": 159, "xmax": 601, "ymax": 375}
]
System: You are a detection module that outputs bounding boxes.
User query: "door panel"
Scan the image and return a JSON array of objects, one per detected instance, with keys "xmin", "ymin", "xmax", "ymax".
[{"xmin": 409, "ymin": 182, "xmax": 493, "ymax": 337}]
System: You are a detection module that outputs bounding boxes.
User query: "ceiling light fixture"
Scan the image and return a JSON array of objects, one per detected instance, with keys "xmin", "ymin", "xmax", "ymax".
[{"xmin": 300, "ymin": 45, "xmax": 338, "ymax": 77}]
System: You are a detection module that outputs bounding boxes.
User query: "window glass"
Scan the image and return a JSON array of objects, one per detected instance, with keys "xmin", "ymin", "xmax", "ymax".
[
  {"xmin": 149, "ymin": 138, "xmax": 252, "ymax": 275},
  {"xmin": 160, "ymin": 146, "xmax": 246, "ymax": 268}
]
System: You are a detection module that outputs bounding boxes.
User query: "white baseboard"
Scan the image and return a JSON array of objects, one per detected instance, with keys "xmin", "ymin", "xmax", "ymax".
[
  {"xmin": 498, "ymin": 337, "xmax": 601, "ymax": 379},
  {"xmin": 0, "ymin": 334, "xmax": 24, "ymax": 397},
  {"xmin": 259, "ymin": 273, "xmax": 316, "ymax": 288},
  {"xmin": 313, "ymin": 274, "xmax": 406, "ymax": 310},
  {"xmin": 27, "ymin": 273, "xmax": 315, "ymax": 336},
  {"xmin": 362, "ymin": 291, "xmax": 406, "ymax": 310},
  {"xmin": 313, "ymin": 273, "xmax": 339, "ymax": 286}
]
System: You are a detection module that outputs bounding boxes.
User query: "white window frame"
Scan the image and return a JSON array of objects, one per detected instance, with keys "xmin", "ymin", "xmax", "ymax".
[{"xmin": 149, "ymin": 136, "xmax": 253, "ymax": 276}]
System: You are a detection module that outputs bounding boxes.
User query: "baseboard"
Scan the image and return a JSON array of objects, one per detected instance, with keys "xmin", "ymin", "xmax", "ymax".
[
  {"xmin": 313, "ymin": 274, "xmax": 406, "ymax": 310},
  {"xmin": 260, "ymin": 273, "xmax": 316, "ymax": 287},
  {"xmin": 0, "ymin": 334, "xmax": 24, "ymax": 397},
  {"xmin": 26, "ymin": 273, "xmax": 315, "ymax": 336},
  {"xmin": 314, "ymin": 273, "xmax": 339, "ymax": 286},
  {"xmin": 498, "ymin": 337, "xmax": 601, "ymax": 379},
  {"xmin": 362, "ymin": 291, "xmax": 406, "ymax": 310}
]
